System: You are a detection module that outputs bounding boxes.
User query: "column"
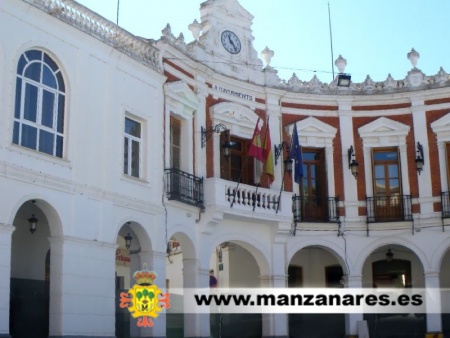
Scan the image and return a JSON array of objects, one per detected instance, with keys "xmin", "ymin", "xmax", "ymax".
[
  {"xmin": 266, "ymin": 99, "xmax": 282, "ymax": 191},
  {"xmin": 183, "ymin": 258, "xmax": 210, "ymax": 337},
  {"xmin": 411, "ymin": 97, "xmax": 434, "ymax": 215},
  {"xmin": 342, "ymin": 275, "xmax": 364, "ymax": 338},
  {"xmin": 195, "ymin": 83, "xmax": 208, "ymax": 178},
  {"xmin": 0, "ymin": 223, "xmax": 14, "ymax": 337},
  {"xmin": 338, "ymin": 99, "xmax": 359, "ymax": 220},
  {"xmin": 136, "ymin": 250, "xmax": 167, "ymax": 338},
  {"xmin": 260, "ymin": 241, "xmax": 288, "ymax": 338},
  {"xmin": 424, "ymin": 272, "xmax": 442, "ymax": 334},
  {"xmin": 49, "ymin": 237, "xmax": 117, "ymax": 338}
]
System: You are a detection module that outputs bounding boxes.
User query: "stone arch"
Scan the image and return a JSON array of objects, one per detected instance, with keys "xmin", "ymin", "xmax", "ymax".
[
  {"xmin": 8, "ymin": 195, "xmax": 63, "ymax": 237},
  {"xmin": 205, "ymin": 233, "xmax": 270, "ymax": 276},
  {"xmin": 354, "ymin": 237, "xmax": 427, "ymax": 275},
  {"xmin": 287, "ymin": 239, "xmax": 349, "ymax": 275}
]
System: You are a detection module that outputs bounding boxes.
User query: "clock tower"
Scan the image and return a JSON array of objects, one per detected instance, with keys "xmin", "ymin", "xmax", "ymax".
[{"xmin": 186, "ymin": 0, "xmax": 266, "ymax": 83}]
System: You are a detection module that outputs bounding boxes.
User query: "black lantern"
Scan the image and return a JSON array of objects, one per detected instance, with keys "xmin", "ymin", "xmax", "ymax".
[
  {"xmin": 284, "ymin": 156, "xmax": 293, "ymax": 174},
  {"xmin": 415, "ymin": 142, "xmax": 424, "ymax": 175},
  {"xmin": 124, "ymin": 233, "xmax": 133, "ymax": 249},
  {"xmin": 28, "ymin": 214, "xmax": 38, "ymax": 234},
  {"xmin": 386, "ymin": 248, "xmax": 394, "ymax": 262},
  {"xmin": 348, "ymin": 146, "xmax": 359, "ymax": 178},
  {"xmin": 222, "ymin": 140, "xmax": 233, "ymax": 158}
]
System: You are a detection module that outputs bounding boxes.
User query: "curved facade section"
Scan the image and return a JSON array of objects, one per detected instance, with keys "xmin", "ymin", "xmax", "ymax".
[{"xmin": 1, "ymin": 0, "xmax": 449, "ymax": 338}]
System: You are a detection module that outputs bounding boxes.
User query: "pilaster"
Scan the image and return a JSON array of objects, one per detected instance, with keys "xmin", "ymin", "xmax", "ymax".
[
  {"xmin": 424, "ymin": 271, "xmax": 442, "ymax": 334},
  {"xmin": 0, "ymin": 224, "xmax": 14, "ymax": 336},
  {"xmin": 342, "ymin": 275, "xmax": 364, "ymax": 337}
]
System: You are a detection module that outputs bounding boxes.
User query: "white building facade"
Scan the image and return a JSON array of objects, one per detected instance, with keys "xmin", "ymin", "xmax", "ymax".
[{"xmin": 0, "ymin": 0, "xmax": 449, "ymax": 338}]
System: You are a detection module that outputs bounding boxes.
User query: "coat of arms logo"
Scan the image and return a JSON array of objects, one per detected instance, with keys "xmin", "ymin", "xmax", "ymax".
[{"xmin": 119, "ymin": 264, "xmax": 170, "ymax": 327}]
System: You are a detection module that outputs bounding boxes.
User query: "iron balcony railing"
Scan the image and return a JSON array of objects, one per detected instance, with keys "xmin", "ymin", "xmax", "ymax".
[
  {"xmin": 441, "ymin": 191, "xmax": 450, "ymax": 219},
  {"xmin": 292, "ymin": 195, "xmax": 339, "ymax": 223},
  {"xmin": 165, "ymin": 168, "xmax": 204, "ymax": 209},
  {"xmin": 366, "ymin": 195, "xmax": 412, "ymax": 223}
]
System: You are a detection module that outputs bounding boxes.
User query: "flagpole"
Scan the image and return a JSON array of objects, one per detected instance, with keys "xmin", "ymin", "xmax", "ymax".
[{"xmin": 116, "ymin": 0, "xmax": 120, "ymax": 25}]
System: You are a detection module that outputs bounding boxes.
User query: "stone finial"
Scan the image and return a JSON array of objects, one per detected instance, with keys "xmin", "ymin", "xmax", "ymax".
[
  {"xmin": 261, "ymin": 46, "xmax": 274, "ymax": 67},
  {"xmin": 407, "ymin": 48, "xmax": 420, "ymax": 68},
  {"xmin": 188, "ymin": 19, "xmax": 202, "ymax": 41},
  {"xmin": 335, "ymin": 55, "xmax": 347, "ymax": 73}
]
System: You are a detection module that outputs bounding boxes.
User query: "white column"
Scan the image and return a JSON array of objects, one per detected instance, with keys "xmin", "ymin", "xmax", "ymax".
[
  {"xmin": 195, "ymin": 84, "xmax": 208, "ymax": 178},
  {"xmin": 411, "ymin": 98, "xmax": 434, "ymax": 215},
  {"xmin": 49, "ymin": 237, "xmax": 116, "ymax": 337},
  {"xmin": 266, "ymin": 104, "xmax": 282, "ymax": 191},
  {"xmin": 0, "ymin": 224, "xmax": 14, "ymax": 337},
  {"xmin": 424, "ymin": 271, "xmax": 442, "ymax": 334},
  {"xmin": 338, "ymin": 99, "xmax": 359, "ymax": 219},
  {"xmin": 183, "ymin": 258, "xmax": 210, "ymax": 337},
  {"xmin": 136, "ymin": 250, "xmax": 168, "ymax": 338},
  {"xmin": 260, "ymin": 241, "xmax": 288, "ymax": 338},
  {"xmin": 343, "ymin": 275, "xmax": 364, "ymax": 337}
]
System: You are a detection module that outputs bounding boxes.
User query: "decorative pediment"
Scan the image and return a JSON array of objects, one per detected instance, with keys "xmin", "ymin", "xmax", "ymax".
[
  {"xmin": 431, "ymin": 112, "xmax": 450, "ymax": 142},
  {"xmin": 210, "ymin": 102, "xmax": 259, "ymax": 139},
  {"xmin": 287, "ymin": 116, "xmax": 337, "ymax": 147},
  {"xmin": 358, "ymin": 117, "xmax": 410, "ymax": 138},
  {"xmin": 165, "ymin": 81, "xmax": 199, "ymax": 112},
  {"xmin": 358, "ymin": 117, "xmax": 410, "ymax": 147}
]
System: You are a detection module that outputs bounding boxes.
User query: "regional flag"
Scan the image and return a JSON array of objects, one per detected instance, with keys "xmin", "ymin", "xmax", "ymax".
[
  {"xmin": 290, "ymin": 123, "xmax": 303, "ymax": 184},
  {"xmin": 248, "ymin": 118, "xmax": 265, "ymax": 162},
  {"xmin": 263, "ymin": 120, "xmax": 275, "ymax": 185}
]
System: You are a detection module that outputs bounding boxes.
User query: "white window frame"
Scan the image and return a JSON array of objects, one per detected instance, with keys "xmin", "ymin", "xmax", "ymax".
[
  {"xmin": 13, "ymin": 49, "xmax": 65, "ymax": 157},
  {"xmin": 358, "ymin": 117, "xmax": 411, "ymax": 197},
  {"xmin": 124, "ymin": 116, "xmax": 142, "ymax": 178}
]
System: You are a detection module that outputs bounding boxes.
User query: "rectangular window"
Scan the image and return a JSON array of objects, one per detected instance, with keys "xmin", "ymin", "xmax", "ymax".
[
  {"xmin": 300, "ymin": 148, "xmax": 328, "ymax": 221},
  {"xmin": 170, "ymin": 117, "xmax": 181, "ymax": 169},
  {"xmin": 124, "ymin": 117, "xmax": 141, "ymax": 178},
  {"xmin": 220, "ymin": 132, "xmax": 254, "ymax": 185},
  {"xmin": 372, "ymin": 147, "xmax": 402, "ymax": 221}
]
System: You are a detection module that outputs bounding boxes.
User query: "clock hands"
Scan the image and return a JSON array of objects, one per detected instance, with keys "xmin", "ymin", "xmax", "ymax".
[{"xmin": 228, "ymin": 35, "xmax": 237, "ymax": 51}]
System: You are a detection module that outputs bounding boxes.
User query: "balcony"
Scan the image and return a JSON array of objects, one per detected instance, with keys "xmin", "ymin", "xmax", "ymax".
[
  {"xmin": 165, "ymin": 168, "xmax": 204, "ymax": 209},
  {"xmin": 441, "ymin": 191, "xmax": 450, "ymax": 219},
  {"xmin": 203, "ymin": 178, "xmax": 293, "ymax": 221},
  {"xmin": 366, "ymin": 195, "xmax": 412, "ymax": 223},
  {"xmin": 292, "ymin": 195, "xmax": 339, "ymax": 223}
]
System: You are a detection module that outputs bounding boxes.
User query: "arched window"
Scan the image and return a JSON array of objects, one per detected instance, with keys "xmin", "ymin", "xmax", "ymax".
[{"xmin": 13, "ymin": 50, "xmax": 65, "ymax": 157}]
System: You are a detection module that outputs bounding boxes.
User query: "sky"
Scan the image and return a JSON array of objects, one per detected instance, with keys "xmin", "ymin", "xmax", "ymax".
[{"xmin": 75, "ymin": 0, "xmax": 450, "ymax": 84}]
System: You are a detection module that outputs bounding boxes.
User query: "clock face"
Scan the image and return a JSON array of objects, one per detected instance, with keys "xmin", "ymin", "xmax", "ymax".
[{"xmin": 221, "ymin": 30, "xmax": 241, "ymax": 54}]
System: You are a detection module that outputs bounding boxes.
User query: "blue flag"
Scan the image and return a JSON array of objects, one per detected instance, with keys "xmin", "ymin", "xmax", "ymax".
[{"xmin": 290, "ymin": 123, "xmax": 303, "ymax": 184}]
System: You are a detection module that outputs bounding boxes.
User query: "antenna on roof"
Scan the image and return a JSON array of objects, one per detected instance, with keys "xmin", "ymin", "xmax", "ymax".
[
  {"xmin": 328, "ymin": 2, "xmax": 335, "ymax": 81},
  {"xmin": 116, "ymin": 0, "xmax": 120, "ymax": 25}
]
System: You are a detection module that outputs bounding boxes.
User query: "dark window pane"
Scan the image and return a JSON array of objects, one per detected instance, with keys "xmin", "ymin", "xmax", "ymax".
[
  {"xmin": 374, "ymin": 165, "xmax": 385, "ymax": 179},
  {"xmin": 124, "ymin": 137, "xmax": 129, "ymax": 174},
  {"xmin": 303, "ymin": 152, "xmax": 318, "ymax": 161},
  {"xmin": 24, "ymin": 83, "xmax": 38, "ymax": 122},
  {"xmin": 56, "ymin": 71, "xmax": 65, "ymax": 92},
  {"xmin": 14, "ymin": 78, "xmax": 22, "ymax": 119},
  {"xmin": 125, "ymin": 117, "xmax": 140, "ymax": 137},
  {"xmin": 41, "ymin": 90, "xmax": 55, "ymax": 128},
  {"xmin": 24, "ymin": 62, "xmax": 41, "ymax": 82},
  {"xmin": 44, "ymin": 53, "xmax": 58, "ymax": 72},
  {"xmin": 13, "ymin": 122, "xmax": 20, "ymax": 144},
  {"xmin": 57, "ymin": 95, "xmax": 65, "ymax": 133},
  {"xmin": 374, "ymin": 151, "xmax": 397, "ymax": 161},
  {"xmin": 388, "ymin": 164, "xmax": 398, "ymax": 178},
  {"xmin": 17, "ymin": 54, "xmax": 27, "ymax": 74},
  {"xmin": 42, "ymin": 65, "xmax": 57, "ymax": 88},
  {"xmin": 25, "ymin": 50, "xmax": 42, "ymax": 62},
  {"xmin": 56, "ymin": 136, "xmax": 63, "ymax": 158},
  {"xmin": 131, "ymin": 140, "xmax": 140, "ymax": 177},
  {"xmin": 21, "ymin": 124, "xmax": 37, "ymax": 150},
  {"xmin": 39, "ymin": 130, "xmax": 54, "ymax": 155}
]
